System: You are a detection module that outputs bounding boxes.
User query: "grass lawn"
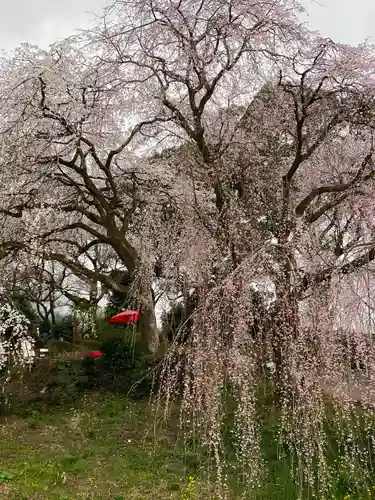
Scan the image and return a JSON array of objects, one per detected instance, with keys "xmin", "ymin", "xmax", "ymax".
[
  {"xmin": 0, "ymin": 393, "xmax": 206, "ymax": 500},
  {"xmin": 0, "ymin": 390, "xmax": 375, "ymax": 499}
]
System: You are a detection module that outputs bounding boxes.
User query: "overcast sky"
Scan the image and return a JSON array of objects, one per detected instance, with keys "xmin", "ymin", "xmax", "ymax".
[
  {"xmin": 0, "ymin": 0, "xmax": 107, "ymax": 50},
  {"xmin": 306, "ymin": 0, "xmax": 375, "ymax": 45},
  {"xmin": 0, "ymin": 0, "xmax": 374, "ymax": 52}
]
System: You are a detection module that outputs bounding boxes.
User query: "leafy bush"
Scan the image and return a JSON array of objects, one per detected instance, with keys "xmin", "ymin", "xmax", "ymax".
[
  {"xmin": 44, "ymin": 359, "xmax": 86, "ymax": 405},
  {"xmin": 23, "ymin": 358, "xmax": 84, "ymax": 406},
  {"xmin": 95, "ymin": 317, "xmax": 130, "ymax": 343},
  {"xmin": 48, "ymin": 339, "xmax": 86, "ymax": 355},
  {"xmin": 3, "ymin": 326, "xmax": 155, "ymax": 410},
  {"xmin": 78, "ymin": 338, "xmax": 101, "ymax": 350},
  {"xmin": 45, "ymin": 339, "xmax": 101, "ymax": 357},
  {"xmin": 82, "ymin": 334, "xmax": 154, "ymax": 398},
  {"xmin": 51, "ymin": 315, "xmax": 74, "ymax": 342}
]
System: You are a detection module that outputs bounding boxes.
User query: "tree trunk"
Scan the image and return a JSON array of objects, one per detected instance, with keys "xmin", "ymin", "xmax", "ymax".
[
  {"xmin": 271, "ymin": 254, "xmax": 299, "ymax": 399},
  {"xmin": 50, "ymin": 303, "xmax": 56, "ymax": 325},
  {"xmin": 136, "ymin": 288, "xmax": 158, "ymax": 353},
  {"xmin": 272, "ymin": 294, "xmax": 298, "ymax": 377}
]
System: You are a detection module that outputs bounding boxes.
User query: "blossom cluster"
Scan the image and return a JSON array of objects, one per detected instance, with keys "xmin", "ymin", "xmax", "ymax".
[{"xmin": 0, "ymin": 303, "xmax": 35, "ymax": 371}]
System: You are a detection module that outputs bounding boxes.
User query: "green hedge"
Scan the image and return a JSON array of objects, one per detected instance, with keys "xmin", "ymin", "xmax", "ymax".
[
  {"xmin": 2, "ymin": 328, "xmax": 156, "ymax": 412},
  {"xmin": 48, "ymin": 340, "xmax": 86, "ymax": 355},
  {"xmin": 78, "ymin": 339, "xmax": 102, "ymax": 350},
  {"xmin": 29, "ymin": 335, "xmax": 153, "ymax": 405},
  {"xmin": 81, "ymin": 334, "xmax": 154, "ymax": 398}
]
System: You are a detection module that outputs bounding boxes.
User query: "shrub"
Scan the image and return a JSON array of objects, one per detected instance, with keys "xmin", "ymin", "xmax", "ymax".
[
  {"xmin": 95, "ymin": 317, "xmax": 129, "ymax": 343},
  {"xmin": 4, "ymin": 327, "xmax": 155, "ymax": 410},
  {"xmin": 45, "ymin": 359, "xmax": 86, "ymax": 405},
  {"xmin": 78, "ymin": 339, "xmax": 101, "ymax": 350},
  {"xmin": 82, "ymin": 334, "xmax": 154, "ymax": 398},
  {"xmin": 19, "ymin": 358, "xmax": 85, "ymax": 407},
  {"xmin": 51, "ymin": 315, "xmax": 74, "ymax": 342},
  {"xmin": 48, "ymin": 339, "xmax": 86, "ymax": 356}
]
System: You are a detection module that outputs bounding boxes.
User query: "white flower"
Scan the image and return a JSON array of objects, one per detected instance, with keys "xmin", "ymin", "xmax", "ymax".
[{"xmin": 0, "ymin": 303, "xmax": 35, "ymax": 369}]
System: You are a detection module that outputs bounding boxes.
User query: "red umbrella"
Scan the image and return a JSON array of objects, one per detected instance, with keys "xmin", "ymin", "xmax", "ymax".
[
  {"xmin": 87, "ymin": 350, "xmax": 103, "ymax": 357},
  {"xmin": 108, "ymin": 310, "xmax": 140, "ymax": 324}
]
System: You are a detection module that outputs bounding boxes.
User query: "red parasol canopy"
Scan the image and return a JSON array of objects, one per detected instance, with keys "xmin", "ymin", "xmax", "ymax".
[
  {"xmin": 86, "ymin": 351, "xmax": 103, "ymax": 357},
  {"xmin": 108, "ymin": 310, "xmax": 140, "ymax": 324}
]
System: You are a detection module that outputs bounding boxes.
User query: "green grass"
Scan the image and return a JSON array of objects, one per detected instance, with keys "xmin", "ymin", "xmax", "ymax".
[
  {"xmin": 0, "ymin": 393, "xmax": 208, "ymax": 500},
  {"xmin": 1, "ymin": 390, "xmax": 375, "ymax": 499}
]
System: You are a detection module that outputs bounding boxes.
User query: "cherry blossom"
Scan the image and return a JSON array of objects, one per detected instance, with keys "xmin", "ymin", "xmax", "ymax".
[{"xmin": 0, "ymin": 303, "xmax": 35, "ymax": 371}]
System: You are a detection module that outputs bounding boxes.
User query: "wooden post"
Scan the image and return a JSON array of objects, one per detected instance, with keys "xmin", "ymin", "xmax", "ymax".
[{"xmin": 72, "ymin": 310, "xmax": 76, "ymax": 344}]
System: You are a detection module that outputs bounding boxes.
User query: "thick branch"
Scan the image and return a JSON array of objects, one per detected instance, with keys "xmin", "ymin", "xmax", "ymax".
[
  {"xmin": 300, "ymin": 246, "xmax": 375, "ymax": 296},
  {"xmin": 296, "ymin": 152, "xmax": 374, "ymax": 219}
]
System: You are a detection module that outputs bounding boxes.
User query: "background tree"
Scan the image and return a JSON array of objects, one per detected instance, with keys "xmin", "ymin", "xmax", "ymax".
[{"xmin": 0, "ymin": 42, "xmax": 173, "ymax": 350}]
